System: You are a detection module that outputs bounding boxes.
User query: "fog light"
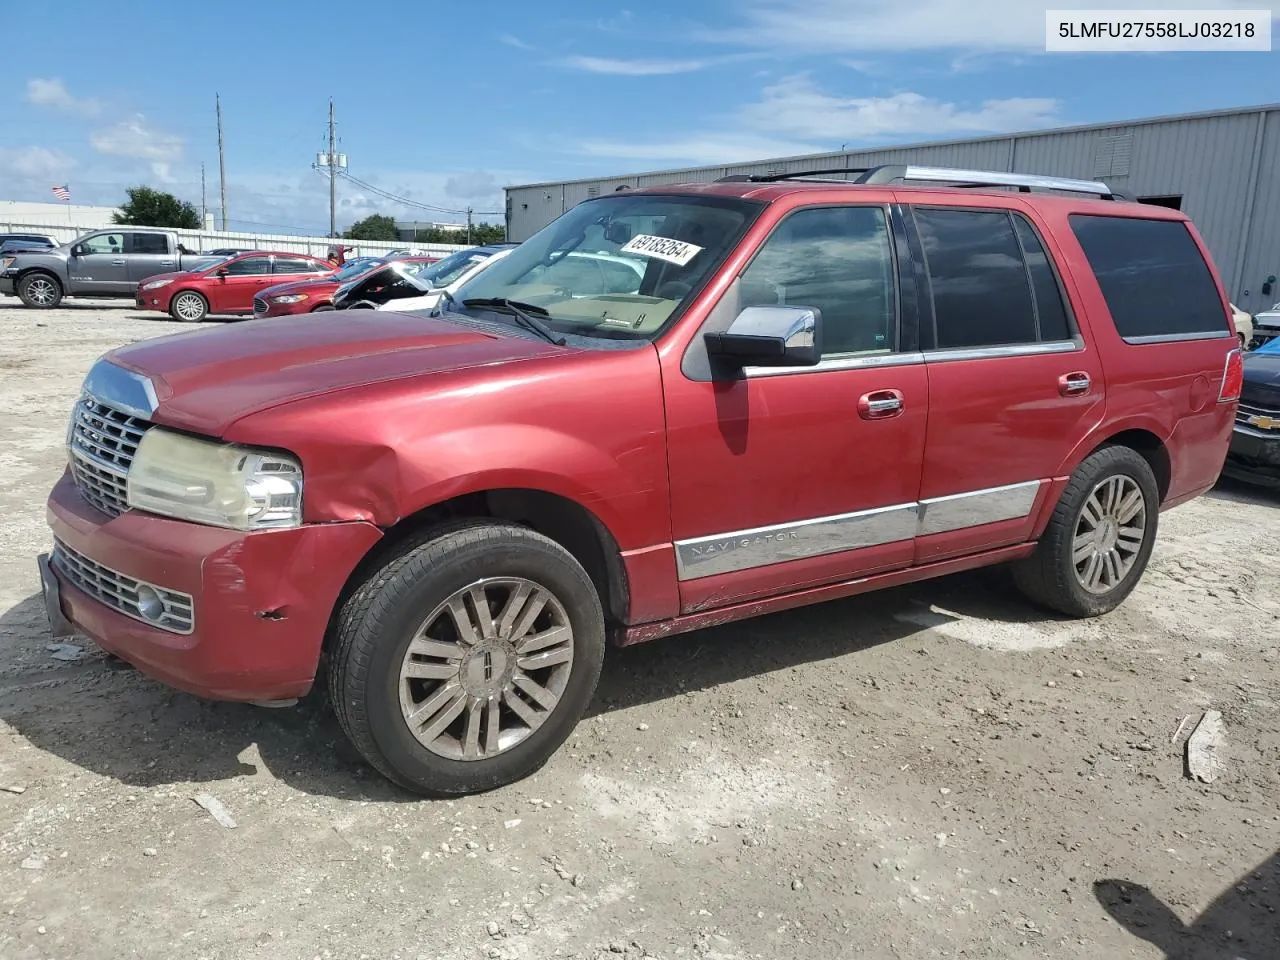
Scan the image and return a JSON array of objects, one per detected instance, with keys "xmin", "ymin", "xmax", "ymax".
[{"xmin": 135, "ymin": 583, "xmax": 165, "ymax": 623}]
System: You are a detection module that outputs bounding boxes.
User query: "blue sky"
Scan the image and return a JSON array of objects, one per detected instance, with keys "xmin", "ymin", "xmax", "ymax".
[{"xmin": 1, "ymin": 0, "xmax": 1276, "ymax": 235}]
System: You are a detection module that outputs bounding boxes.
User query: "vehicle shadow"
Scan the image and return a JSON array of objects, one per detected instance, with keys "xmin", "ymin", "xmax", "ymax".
[
  {"xmin": 1207, "ymin": 474, "xmax": 1280, "ymax": 507},
  {"xmin": 1094, "ymin": 851, "xmax": 1280, "ymax": 958},
  {"xmin": 0, "ymin": 566, "xmax": 1053, "ymax": 800}
]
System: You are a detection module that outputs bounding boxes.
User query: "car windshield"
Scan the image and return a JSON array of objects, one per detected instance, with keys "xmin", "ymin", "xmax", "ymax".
[
  {"xmin": 334, "ymin": 257, "xmax": 382, "ymax": 281},
  {"xmin": 447, "ymin": 194, "xmax": 762, "ymax": 341},
  {"xmin": 412, "ymin": 248, "xmax": 497, "ymax": 289},
  {"xmin": 187, "ymin": 255, "xmax": 229, "ymax": 273}
]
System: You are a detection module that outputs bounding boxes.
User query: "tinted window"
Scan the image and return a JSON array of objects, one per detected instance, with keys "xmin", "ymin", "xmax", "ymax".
[
  {"xmin": 740, "ymin": 205, "xmax": 895, "ymax": 357},
  {"xmin": 1069, "ymin": 215, "xmax": 1226, "ymax": 339},
  {"xmin": 1013, "ymin": 216, "xmax": 1072, "ymax": 342},
  {"xmin": 274, "ymin": 257, "xmax": 321, "ymax": 274},
  {"xmin": 225, "ymin": 256, "xmax": 272, "ymax": 276},
  {"xmin": 126, "ymin": 233, "xmax": 169, "ymax": 255},
  {"xmin": 81, "ymin": 234, "xmax": 124, "ymax": 255},
  {"xmin": 915, "ymin": 208, "xmax": 1036, "ymax": 350}
]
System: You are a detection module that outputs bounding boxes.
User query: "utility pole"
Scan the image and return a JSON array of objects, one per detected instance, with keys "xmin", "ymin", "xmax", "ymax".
[
  {"xmin": 328, "ymin": 99, "xmax": 337, "ymax": 239},
  {"xmin": 466, "ymin": 206, "xmax": 473, "ymax": 244},
  {"xmin": 200, "ymin": 162, "xmax": 207, "ymax": 227},
  {"xmin": 216, "ymin": 94, "xmax": 228, "ymax": 231}
]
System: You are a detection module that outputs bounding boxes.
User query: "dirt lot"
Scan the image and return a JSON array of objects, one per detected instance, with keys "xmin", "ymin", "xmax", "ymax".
[{"xmin": 0, "ymin": 298, "xmax": 1278, "ymax": 960}]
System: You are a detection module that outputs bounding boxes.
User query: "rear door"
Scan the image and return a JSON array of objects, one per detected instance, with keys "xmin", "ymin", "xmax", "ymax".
[
  {"xmin": 272, "ymin": 256, "xmax": 330, "ymax": 282},
  {"xmin": 208, "ymin": 255, "xmax": 274, "ymax": 313},
  {"xmin": 68, "ymin": 232, "xmax": 131, "ymax": 294},
  {"xmin": 904, "ymin": 200, "xmax": 1106, "ymax": 564},
  {"xmin": 124, "ymin": 232, "xmax": 177, "ymax": 285}
]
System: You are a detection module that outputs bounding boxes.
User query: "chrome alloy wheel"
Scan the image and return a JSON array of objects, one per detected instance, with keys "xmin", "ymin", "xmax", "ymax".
[
  {"xmin": 172, "ymin": 293, "xmax": 205, "ymax": 321},
  {"xmin": 398, "ymin": 578, "xmax": 575, "ymax": 761},
  {"xmin": 1072, "ymin": 475, "xmax": 1147, "ymax": 595},
  {"xmin": 25, "ymin": 277, "xmax": 57, "ymax": 305}
]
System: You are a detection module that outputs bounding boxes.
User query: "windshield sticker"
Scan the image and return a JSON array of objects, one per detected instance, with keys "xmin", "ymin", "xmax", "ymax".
[{"xmin": 619, "ymin": 234, "xmax": 703, "ymax": 267}]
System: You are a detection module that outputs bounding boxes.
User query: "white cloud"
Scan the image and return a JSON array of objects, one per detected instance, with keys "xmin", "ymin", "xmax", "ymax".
[
  {"xmin": 445, "ymin": 171, "xmax": 501, "ymax": 203},
  {"xmin": 90, "ymin": 115, "xmax": 184, "ymax": 163},
  {"xmin": 0, "ymin": 145, "xmax": 77, "ymax": 181},
  {"xmin": 576, "ymin": 76, "xmax": 1061, "ymax": 167},
  {"xmin": 499, "ymin": 33, "xmax": 532, "ymax": 50},
  {"xmin": 557, "ymin": 55, "xmax": 720, "ymax": 76},
  {"xmin": 25, "ymin": 77, "xmax": 104, "ymax": 116},
  {"xmin": 705, "ymin": 0, "xmax": 1276, "ymax": 52},
  {"xmin": 741, "ymin": 75, "xmax": 1060, "ymax": 140}
]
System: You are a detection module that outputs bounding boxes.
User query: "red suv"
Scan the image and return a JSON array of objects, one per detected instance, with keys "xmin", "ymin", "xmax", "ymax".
[
  {"xmin": 41, "ymin": 165, "xmax": 1241, "ymax": 796},
  {"xmin": 136, "ymin": 251, "xmax": 335, "ymax": 322}
]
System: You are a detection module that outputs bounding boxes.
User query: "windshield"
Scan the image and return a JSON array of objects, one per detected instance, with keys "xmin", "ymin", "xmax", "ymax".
[
  {"xmin": 334, "ymin": 257, "xmax": 382, "ymax": 281},
  {"xmin": 187, "ymin": 255, "xmax": 230, "ymax": 273},
  {"xmin": 413, "ymin": 248, "xmax": 496, "ymax": 288},
  {"xmin": 448, "ymin": 194, "xmax": 762, "ymax": 341}
]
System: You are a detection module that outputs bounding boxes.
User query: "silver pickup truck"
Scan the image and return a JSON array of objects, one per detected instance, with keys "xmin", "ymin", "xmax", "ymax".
[{"xmin": 0, "ymin": 227, "xmax": 204, "ymax": 308}]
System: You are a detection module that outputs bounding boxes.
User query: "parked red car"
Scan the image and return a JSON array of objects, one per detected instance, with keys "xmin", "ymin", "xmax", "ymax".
[
  {"xmin": 43, "ymin": 165, "xmax": 1241, "ymax": 797},
  {"xmin": 136, "ymin": 251, "xmax": 335, "ymax": 322},
  {"xmin": 253, "ymin": 255, "xmax": 436, "ymax": 319}
]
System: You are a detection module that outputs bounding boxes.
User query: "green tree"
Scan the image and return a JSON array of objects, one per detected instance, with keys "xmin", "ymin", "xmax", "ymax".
[
  {"xmin": 344, "ymin": 214, "xmax": 400, "ymax": 241},
  {"xmin": 111, "ymin": 186, "xmax": 201, "ymax": 229},
  {"xmin": 413, "ymin": 223, "xmax": 506, "ymax": 245}
]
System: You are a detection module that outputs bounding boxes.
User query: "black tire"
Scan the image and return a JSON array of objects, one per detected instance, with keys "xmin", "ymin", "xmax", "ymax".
[
  {"xmin": 311, "ymin": 304, "xmax": 335, "ymax": 312},
  {"xmin": 1012, "ymin": 445, "xmax": 1160, "ymax": 618},
  {"xmin": 17, "ymin": 272, "xmax": 62, "ymax": 308},
  {"xmin": 328, "ymin": 522, "xmax": 605, "ymax": 796},
  {"xmin": 169, "ymin": 291, "xmax": 208, "ymax": 323}
]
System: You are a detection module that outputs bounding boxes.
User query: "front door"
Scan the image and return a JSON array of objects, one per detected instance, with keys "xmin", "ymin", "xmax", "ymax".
[
  {"xmin": 67, "ymin": 232, "xmax": 130, "ymax": 294},
  {"xmin": 904, "ymin": 202, "xmax": 1107, "ymax": 564},
  {"xmin": 209, "ymin": 255, "xmax": 275, "ymax": 313},
  {"xmin": 664, "ymin": 203, "xmax": 929, "ymax": 612}
]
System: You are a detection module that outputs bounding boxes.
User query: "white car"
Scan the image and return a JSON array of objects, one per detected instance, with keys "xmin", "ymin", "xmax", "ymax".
[
  {"xmin": 372, "ymin": 246, "xmax": 516, "ymax": 312},
  {"xmin": 1254, "ymin": 301, "xmax": 1280, "ymax": 346},
  {"xmin": 1231, "ymin": 303, "xmax": 1254, "ymax": 349}
]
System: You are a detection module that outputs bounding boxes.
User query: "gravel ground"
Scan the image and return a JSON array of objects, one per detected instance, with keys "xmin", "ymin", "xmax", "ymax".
[{"xmin": 1, "ymin": 298, "xmax": 1279, "ymax": 960}]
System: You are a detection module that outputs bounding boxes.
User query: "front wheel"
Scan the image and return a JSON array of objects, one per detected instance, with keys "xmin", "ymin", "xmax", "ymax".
[
  {"xmin": 1012, "ymin": 446, "xmax": 1159, "ymax": 617},
  {"xmin": 328, "ymin": 522, "xmax": 605, "ymax": 796},
  {"xmin": 310, "ymin": 304, "xmax": 335, "ymax": 312},
  {"xmin": 17, "ymin": 273, "xmax": 62, "ymax": 308},
  {"xmin": 169, "ymin": 291, "xmax": 208, "ymax": 323}
]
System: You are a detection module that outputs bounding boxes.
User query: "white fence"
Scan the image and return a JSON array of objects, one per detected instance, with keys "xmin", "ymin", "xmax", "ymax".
[{"xmin": 0, "ymin": 222, "xmax": 469, "ymax": 260}]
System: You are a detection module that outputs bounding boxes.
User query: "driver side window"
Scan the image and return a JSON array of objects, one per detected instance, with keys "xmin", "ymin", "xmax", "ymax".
[
  {"xmin": 81, "ymin": 234, "xmax": 123, "ymax": 255},
  {"xmin": 225, "ymin": 257, "xmax": 272, "ymax": 276},
  {"xmin": 739, "ymin": 205, "xmax": 897, "ymax": 358}
]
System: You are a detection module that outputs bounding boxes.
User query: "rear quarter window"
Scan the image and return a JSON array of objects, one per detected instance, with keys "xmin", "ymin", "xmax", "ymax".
[{"xmin": 1069, "ymin": 215, "xmax": 1227, "ymax": 341}]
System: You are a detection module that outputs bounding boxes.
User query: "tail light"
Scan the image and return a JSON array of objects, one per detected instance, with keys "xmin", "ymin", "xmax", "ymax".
[{"xmin": 1219, "ymin": 347, "xmax": 1243, "ymax": 402}]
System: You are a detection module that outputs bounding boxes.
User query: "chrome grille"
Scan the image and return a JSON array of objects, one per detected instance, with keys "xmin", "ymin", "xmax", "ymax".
[
  {"xmin": 253, "ymin": 296, "xmax": 268, "ymax": 316},
  {"xmin": 51, "ymin": 538, "xmax": 195, "ymax": 635},
  {"xmin": 1236, "ymin": 401, "xmax": 1280, "ymax": 429},
  {"xmin": 68, "ymin": 395, "xmax": 152, "ymax": 517}
]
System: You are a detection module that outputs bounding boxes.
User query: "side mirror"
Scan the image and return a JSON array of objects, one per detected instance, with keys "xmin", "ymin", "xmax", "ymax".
[
  {"xmin": 604, "ymin": 221, "xmax": 632, "ymax": 245},
  {"xmin": 216, "ymin": 268, "xmax": 229, "ymax": 279},
  {"xmin": 704, "ymin": 305, "xmax": 822, "ymax": 368},
  {"xmin": 71, "ymin": 245, "xmax": 84, "ymax": 257}
]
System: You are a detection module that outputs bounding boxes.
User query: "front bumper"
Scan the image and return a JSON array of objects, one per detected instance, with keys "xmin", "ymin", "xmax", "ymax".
[
  {"xmin": 1224, "ymin": 424, "xmax": 1280, "ymax": 487},
  {"xmin": 45, "ymin": 471, "xmax": 383, "ymax": 701}
]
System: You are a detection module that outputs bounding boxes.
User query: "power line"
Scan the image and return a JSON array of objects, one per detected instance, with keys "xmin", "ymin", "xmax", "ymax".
[{"xmin": 335, "ymin": 170, "xmax": 467, "ymax": 216}]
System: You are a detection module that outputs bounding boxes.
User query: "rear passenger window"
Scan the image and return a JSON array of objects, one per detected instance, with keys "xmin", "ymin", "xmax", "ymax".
[
  {"xmin": 1013, "ymin": 217, "xmax": 1072, "ymax": 342},
  {"xmin": 1069, "ymin": 215, "xmax": 1226, "ymax": 340},
  {"xmin": 915, "ymin": 209, "xmax": 1037, "ymax": 350},
  {"xmin": 740, "ymin": 205, "xmax": 896, "ymax": 357}
]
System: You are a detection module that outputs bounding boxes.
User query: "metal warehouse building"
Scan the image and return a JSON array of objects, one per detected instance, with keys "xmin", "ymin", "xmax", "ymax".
[{"xmin": 504, "ymin": 103, "xmax": 1280, "ymax": 316}]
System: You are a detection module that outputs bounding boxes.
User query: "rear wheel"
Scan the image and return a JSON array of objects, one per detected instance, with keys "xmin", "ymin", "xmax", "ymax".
[
  {"xmin": 170, "ymin": 291, "xmax": 208, "ymax": 323},
  {"xmin": 17, "ymin": 273, "xmax": 62, "ymax": 308},
  {"xmin": 329, "ymin": 522, "xmax": 605, "ymax": 796},
  {"xmin": 1012, "ymin": 446, "xmax": 1159, "ymax": 617}
]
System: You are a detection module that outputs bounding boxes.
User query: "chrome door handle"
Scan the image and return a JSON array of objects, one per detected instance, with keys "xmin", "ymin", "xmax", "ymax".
[
  {"xmin": 1059, "ymin": 372, "xmax": 1092, "ymax": 396},
  {"xmin": 858, "ymin": 389, "xmax": 904, "ymax": 420},
  {"xmin": 111, "ymin": 259, "xmax": 126, "ymax": 266}
]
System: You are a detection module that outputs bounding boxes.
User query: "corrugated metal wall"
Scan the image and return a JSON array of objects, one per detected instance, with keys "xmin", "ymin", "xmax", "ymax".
[{"xmin": 505, "ymin": 106, "xmax": 1280, "ymax": 314}]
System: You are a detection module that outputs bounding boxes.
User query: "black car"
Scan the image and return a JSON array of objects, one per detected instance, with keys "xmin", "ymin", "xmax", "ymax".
[
  {"xmin": 1224, "ymin": 343, "xmax": 1280, "ymax": 487},
  {"xmin": 0, "ymin": 232, "xmax": 56, "ymax": 256}
]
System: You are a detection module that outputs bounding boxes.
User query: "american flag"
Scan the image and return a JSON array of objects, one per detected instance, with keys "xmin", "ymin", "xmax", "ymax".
[{"xmin": 51, "ymin": 185, "xmax": 71, "ymax": 201}]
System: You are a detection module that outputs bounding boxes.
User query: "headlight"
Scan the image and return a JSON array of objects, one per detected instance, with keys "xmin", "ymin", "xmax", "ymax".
[
  {"xmin": 126, "ymin": 428, "xmax": 303, "ymax": 530},
  {"xmin": 271, "ymin": 294, "xmax": 308, "ymax": 304},
  {"xmin": 141, "ymin": 279, "xmax": 173, "ymax": 291}
]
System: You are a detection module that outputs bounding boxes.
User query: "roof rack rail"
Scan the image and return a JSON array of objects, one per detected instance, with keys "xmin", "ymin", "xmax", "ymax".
[{"xmin": 715, "ymin": 164, "xmax": 1133, "ymax": 201}]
